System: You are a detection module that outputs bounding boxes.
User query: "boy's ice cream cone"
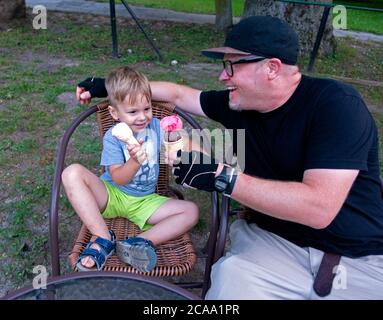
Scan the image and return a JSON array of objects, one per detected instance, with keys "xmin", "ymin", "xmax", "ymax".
[
  {"xmin": 112, "ymin": 122, "xmax": 139, "ymax": 146},
  {"xmin": 160, "ymin": 115, "xmax": 184, "ymax": 156},
  {"xmin": 164, "ymin": 135, "xmax": 184, "ymax": 153},
  {"xmin": 112, "ymin": 122, "xmax": 147, "ymax": 163}
]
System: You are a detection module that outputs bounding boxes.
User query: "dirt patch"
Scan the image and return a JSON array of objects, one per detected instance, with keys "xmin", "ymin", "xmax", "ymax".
[
  {"xmin": 366, "ymin": 104, "xmax": 383, "ymax": 114},
  {"xmin": 181, "ymin": 62, "xmax": 221, "ymax": 74},
  {"xmin": 57, "ymin": 92, "xmax": 79, "ymax": 111},
  {"xmin": 18, "ymin": 51, "xmax": 80, "ymax": 74},
  {"xmin": 0, "ymin": 47, "xmax": 10, "ymax": 55}
]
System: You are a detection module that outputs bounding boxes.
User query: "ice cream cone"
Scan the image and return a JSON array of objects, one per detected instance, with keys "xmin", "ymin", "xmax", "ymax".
[
  {"xmin": 160, "ymin": 115, "xmax": 185, "ymax": 163},
  {"xmin": 164, "ymin": 138, "xmax": 184, "ymax": 153},
  {"xmin": 112, "ymin": 122, "xmax": 139, "ymax": 146},
  {"xmin": 112, "ymin": 122, "xmax": 147, "ymax": 163}
]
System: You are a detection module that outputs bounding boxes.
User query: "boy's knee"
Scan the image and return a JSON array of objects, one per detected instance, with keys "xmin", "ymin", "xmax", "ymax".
[
  {"xmin": 185, "ymin": 201, "xmax": 199, "ymax": 226},
  {"xmin": 62, "ymin": 164, "xmax": 84, "ymax": 184}
]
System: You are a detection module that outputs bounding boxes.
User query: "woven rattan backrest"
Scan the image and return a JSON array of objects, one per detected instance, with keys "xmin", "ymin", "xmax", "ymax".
[{"xmin": 95, "ymin": 100, "xmax": 175, "ymax": 196}]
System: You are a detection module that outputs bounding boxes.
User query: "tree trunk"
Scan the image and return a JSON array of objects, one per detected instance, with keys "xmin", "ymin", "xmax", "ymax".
[
  {"xmin": 215, "ymin": 0, "xmax": 233, "ymax": 35},
  {"xmin": 242, "ymin": 0, "xmax": 336, "ymax": 58},
  {"xmin": 0, "ymin": 0, "xmax": 26, "ymax": 23}
]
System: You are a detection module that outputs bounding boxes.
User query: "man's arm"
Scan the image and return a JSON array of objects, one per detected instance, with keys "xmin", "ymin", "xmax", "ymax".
[
  {"xmin": 173, "ymin": 153, "xmax": 358, "ymax": 229},
  {"xmin": 229, "ymin": 168, "xmax": 359, "ymax": 229},
  {"xmin": 150, "ymin": 81, "xmax": 206, "ymax": 117},
  {"xmin": 76, "ymin": 78, "xmax": 207, "ymax": 117}
]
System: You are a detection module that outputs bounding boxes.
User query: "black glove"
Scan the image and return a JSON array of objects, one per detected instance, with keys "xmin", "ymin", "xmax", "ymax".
[
  {"xmin": 173, "ymin": 150, "xmax": 218, "ymax": 192},
  {"xmin": 78, "ymin": 77, "xmax": 107, "ymax": 98}
]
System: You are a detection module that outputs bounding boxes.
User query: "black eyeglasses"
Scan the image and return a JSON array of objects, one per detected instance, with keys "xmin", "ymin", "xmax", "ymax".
[{"xmin": 222, "ymin": 56, "xmax": 266, "ymax": 77}]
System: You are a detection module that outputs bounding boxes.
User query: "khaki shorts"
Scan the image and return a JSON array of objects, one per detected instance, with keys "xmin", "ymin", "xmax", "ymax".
[{"xmin": 101, "ymin": 181, "xmax": 169, "ymax": 231}]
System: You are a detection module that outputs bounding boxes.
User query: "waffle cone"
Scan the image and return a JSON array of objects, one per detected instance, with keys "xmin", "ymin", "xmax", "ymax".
[
  {"xmin": 164, "ymin": 139, "xmax": 184, "ymax": 153},
  {"xmin": 121, "ymin": 136, "xmax": 139, "ymax": 146}
]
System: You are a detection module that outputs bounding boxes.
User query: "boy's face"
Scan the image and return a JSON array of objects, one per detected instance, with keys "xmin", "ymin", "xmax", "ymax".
[{"xmin": 109, "ymin": 94, "xmax": 153, "ymax": 133}]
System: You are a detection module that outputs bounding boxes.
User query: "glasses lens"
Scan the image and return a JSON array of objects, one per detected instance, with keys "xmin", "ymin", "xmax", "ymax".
[{"xmin": 222, "ymin": 60, "xmax": 233, "ymax": 76}]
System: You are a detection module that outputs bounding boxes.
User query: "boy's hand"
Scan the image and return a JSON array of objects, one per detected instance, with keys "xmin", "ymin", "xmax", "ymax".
[{"xmin": 127, "ymin": 140, "xmax": 147, "ymax": 164}]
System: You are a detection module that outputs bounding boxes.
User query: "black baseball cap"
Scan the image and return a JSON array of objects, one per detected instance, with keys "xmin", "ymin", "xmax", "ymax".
[{"xmin": 202, "ymin": 16, "xmax": 299, "ymax": 65}]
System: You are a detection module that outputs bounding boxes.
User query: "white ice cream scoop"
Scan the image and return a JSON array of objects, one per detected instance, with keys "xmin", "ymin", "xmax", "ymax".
[
  {"xmin": 112, "ymin": 122, "xmax": 147, "ymax": 163},
  {"xmin": 112, "ymin": 122, "xmax": 139, "ymax": 146}
]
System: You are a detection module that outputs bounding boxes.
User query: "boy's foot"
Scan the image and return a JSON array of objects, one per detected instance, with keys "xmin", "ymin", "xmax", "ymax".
[
  {"xmin": 76, "ymin": 230, "xmax": 116, "ymax": 271},
  {"xmin": 116, "ymin": 237, "xmax": 157, "ymax": 272}
]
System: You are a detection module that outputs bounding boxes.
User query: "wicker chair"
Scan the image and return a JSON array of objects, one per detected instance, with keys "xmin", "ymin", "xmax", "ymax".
[{"xmin": 49, "ymin": 100, "xmax": 220, "ymax": 297}]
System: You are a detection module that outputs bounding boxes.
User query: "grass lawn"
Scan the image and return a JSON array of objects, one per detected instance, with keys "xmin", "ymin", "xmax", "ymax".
[
  {"xmin": 96, "ymin": 0, "xmax": 246, "ymax": 16},
  {"xmin": 335, "ymin": 1, "xmax": 383, "ymax": 34},
  {"xmin": 0, "ymin": 12, "xmax": 382, "ymax": 296}
]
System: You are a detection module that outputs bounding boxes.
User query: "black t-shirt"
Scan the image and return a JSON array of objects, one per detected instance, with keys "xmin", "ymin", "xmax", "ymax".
[{"xmin": 200, "ymin": 75, "xmax": 383, "ymax": 258}]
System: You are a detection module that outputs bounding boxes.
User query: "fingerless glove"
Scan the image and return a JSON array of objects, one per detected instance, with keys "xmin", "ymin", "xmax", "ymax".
[
  {"xmin": 78, "ymin": 77, "xmax": 107, "ymax": 98},
  {"xmin": 173, "ymin": 150, "xmax": 218, "ymax": 192}
]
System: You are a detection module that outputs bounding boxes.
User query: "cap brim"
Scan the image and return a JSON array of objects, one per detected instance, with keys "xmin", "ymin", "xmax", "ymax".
[{"xmin": 201, "ymin": 47, "xmax": 252, "ymax": 59}]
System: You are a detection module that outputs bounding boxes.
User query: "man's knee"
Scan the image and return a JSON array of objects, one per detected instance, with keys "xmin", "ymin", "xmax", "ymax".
[
  {"xmin": 206, "ymin": 255, "xmax": 244, "ymax": 299},
  {"xmin": 213, "ymin": 254, "xmax": 243, "ymax": 279}
]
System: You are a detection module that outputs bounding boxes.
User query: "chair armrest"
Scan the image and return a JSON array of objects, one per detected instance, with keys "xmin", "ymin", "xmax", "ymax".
[
  {"xmin": 49, "ymin": 104, "xmax": 100, "ymax": 276},
  {"xmin": 213, "ymin": 195, "xmax": 231, "ymax": 264}
]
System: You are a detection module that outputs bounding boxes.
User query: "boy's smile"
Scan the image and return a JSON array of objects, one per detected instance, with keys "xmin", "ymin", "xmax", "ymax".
[{"xmin": 109, "ymin": 94, "xmax": 153, "ymax": 133}]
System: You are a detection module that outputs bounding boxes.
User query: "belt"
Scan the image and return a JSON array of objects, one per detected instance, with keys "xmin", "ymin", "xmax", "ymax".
[{"xmin": 313, "ymin": 252, "xmax": 342, "ymax": 297}]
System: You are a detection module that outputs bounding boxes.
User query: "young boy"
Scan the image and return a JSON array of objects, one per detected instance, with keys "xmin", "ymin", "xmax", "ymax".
[{"xmin": 62, "ymin": 66, "xmax": 199, "ymax": 272}]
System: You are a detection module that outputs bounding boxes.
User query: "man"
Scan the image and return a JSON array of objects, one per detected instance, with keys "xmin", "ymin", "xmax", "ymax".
[{"xmin": 77, "ymin": 16, "xmax": 383, "ymax": 299}]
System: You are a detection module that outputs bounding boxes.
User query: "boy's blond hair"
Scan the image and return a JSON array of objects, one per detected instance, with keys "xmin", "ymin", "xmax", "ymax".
[{"xmin": 105, "ymin": 66, "xmax": 152, "ymax": 108}]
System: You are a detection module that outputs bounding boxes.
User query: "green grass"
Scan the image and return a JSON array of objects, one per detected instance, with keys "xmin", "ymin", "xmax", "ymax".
[
  {"xmin": 344, "ymin": 9, "xmax": 383, "ymax": 34},
  {"xmin": 334, "ymin": 1, "xmax": 383, "ymax": 34},
  {"xmin": 97, "ymin": 0, "xmax": 245, "ymax": 16}
]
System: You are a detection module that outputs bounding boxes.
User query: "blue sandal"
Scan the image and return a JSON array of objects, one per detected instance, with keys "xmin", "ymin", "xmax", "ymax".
[
  {"xmin": 116, "ymin": 237, "xmax": 157, "ymax": 273},
  {"xmin": 76, "ymin": 230, "xmax": 116, "ymax": 272}
]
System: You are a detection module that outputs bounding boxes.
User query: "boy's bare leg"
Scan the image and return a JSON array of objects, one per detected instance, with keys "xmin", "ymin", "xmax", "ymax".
[
  {"xmin": 62, "ymin": 164, "xmax": 110, "ymax": 268},
  {"xmin": 141, "ymin": 199, "xmax": 199, "ymax": 245}
]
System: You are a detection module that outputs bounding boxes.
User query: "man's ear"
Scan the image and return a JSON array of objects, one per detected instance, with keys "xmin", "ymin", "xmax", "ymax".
[
  {"xmin": 266, "ymin": 58, "xmax": 282, "ymax": 80},
  {"xmin": 108, "ymin": 105, "xmax": 119, "ymax": 121}
]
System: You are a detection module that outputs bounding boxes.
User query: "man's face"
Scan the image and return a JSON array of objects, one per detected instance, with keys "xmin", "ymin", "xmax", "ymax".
[
  {"xmin": 219, "ymin": 54, "xmax": 267, "ymax": 111},
  {"xmin": 111, "ymin": 94, "xmax": 153, "ymax": 133}
]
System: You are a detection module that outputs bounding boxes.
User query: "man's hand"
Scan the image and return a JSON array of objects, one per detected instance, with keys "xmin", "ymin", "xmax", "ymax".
[
  {"xmin": 76, "ymin": 77, "xmax": 107, "ymax": 105},
  {"xmin": 172, "ymin": 150, "xmax": 218, "ymax": 192}
]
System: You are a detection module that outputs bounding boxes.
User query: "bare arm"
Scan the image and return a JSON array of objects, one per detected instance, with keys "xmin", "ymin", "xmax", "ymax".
[
  {"xmin": 150, "ymin": 81, "xmax": 206, "ymax": 117},
  {"xmin": 109, "ymin": 159, "xmax": 141, "ymax": 186},
  {"xmin": 229, "ymin": 168, "xmax": 359, "ymax": 229},
  {"xmin": 108, "ymin": 143, "xmax": 145, "ymax": 185}
]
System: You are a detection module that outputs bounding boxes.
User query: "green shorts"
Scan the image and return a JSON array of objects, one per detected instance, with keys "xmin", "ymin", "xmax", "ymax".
[{"xmin": 101, "ymin": 181, "xmax": 169, "ymax": 231}]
